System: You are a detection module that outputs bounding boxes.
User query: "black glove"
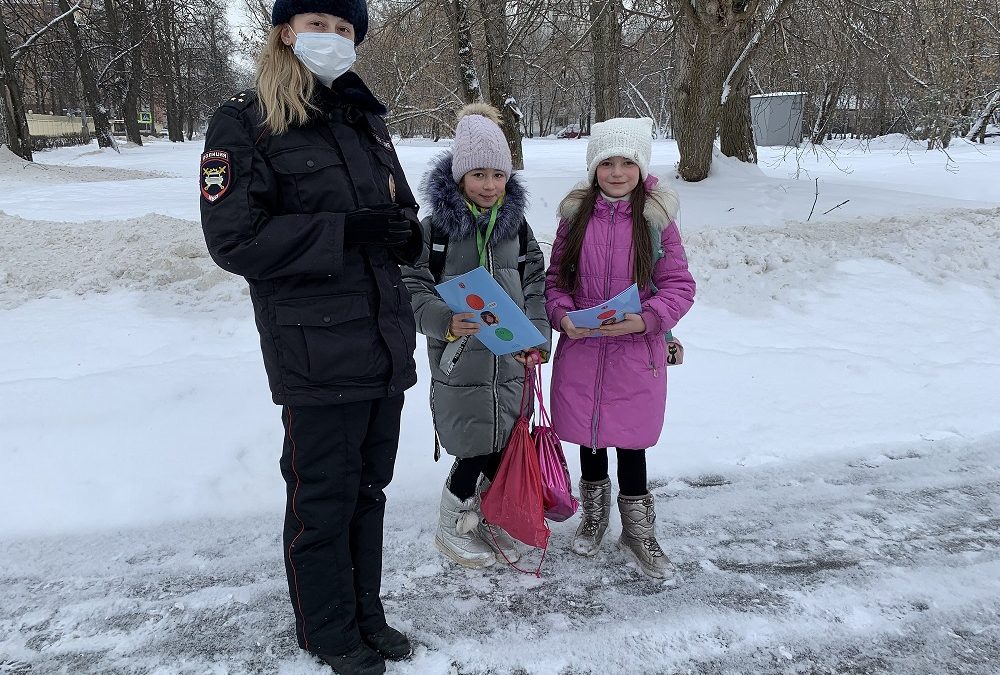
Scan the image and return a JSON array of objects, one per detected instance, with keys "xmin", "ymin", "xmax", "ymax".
[{"xmin": 343, "ymin": 205, "xmax": 411, "ymax": 248}]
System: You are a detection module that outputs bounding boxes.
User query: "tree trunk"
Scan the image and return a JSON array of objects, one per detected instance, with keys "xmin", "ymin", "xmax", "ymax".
[
  {"xmin": 477, "ymin": 0, "xmax": 524, "ymax": 169},
  {"xmin": 966, "ymin": 88, "xmax": 1000, "ymax": 142},
  {"xmin": 0, "ymin": 18, "xmax": 32, "ymax": 159},
  {"xmin": 590, "ymin": 0, "xmax": 623, "ymax": 122},
  {"xmin": 719, "ymin": 17, "xmax": 756, "ymax": 163},
  {"xmin": 169, "ymin": 4, "xmax": 185, "ymax": 142},
  {"xmin": 443, "ymin": 0, "xmax": 483, "ymax": 104},
  {"xmin": 79, "ymin": 95, "xmax": 91, "ymax": 143},
  {"xmin": 672, "ymin": 15, "xmax": 725, "ymax": 182},
  {"xmin": 719, "ymin": 79, "xmax": 755, "ymax": 162},
  {"xmin": 122, "ymin": 0, "xmax": 144, "ymax": 144},
  {"xmin": 810, "ymin": 79, "xmax": 842, "ymax": 145},
  {"xmin": 57, "ymin": 0, "xmax": 113, "ymax": 148},
  {"xmin": 153, "ymin": 0, "xmax": 183, "ymax": 142}
]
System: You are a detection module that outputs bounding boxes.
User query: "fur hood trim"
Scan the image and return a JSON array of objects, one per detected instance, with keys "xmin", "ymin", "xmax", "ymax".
[
  {"xmin": 421, "ymin": 151, "xmax": 527, "ymax": 242},
  {"xmin": 557, "ymin": 174, "xmax": 679, "ymax": 231}
]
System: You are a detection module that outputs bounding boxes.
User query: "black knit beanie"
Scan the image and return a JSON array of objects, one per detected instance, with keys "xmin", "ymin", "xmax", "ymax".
[{"xmin": 271, "ymin": 0, "xmax": 369, "ymax": 44}]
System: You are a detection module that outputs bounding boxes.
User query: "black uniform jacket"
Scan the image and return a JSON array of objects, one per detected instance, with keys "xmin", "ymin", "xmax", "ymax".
[{"xmin": 200, "ymin": 73, "xmax": 421, "ymax": 406}]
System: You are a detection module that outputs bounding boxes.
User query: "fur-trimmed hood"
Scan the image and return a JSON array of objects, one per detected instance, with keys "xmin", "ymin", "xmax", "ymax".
[
  {"xmin": 557, "ymin": 174, "xmax": 680, "ymax": 231},
  {"xmin": 421, "ymin": 151, "xmax": 527, "ymax": 242}
]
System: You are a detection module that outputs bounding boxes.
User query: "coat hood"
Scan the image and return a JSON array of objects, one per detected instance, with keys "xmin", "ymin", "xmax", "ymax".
[
  {"xmin": 421, "ymin": 151, "xmax": 528, "ymax": 242},
  {"xmin": 557, "ymin": 174, "xmax": 680, "ymax": 231}
]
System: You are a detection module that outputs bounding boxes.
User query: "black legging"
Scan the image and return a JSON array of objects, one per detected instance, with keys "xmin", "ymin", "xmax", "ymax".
[
  {"xmin": 446, "ymin": 453, "xmax": 503, "ymax": 501},
  {"xmin": 580, "ymin": 446, "xmax": 648, "ymax": 497}
]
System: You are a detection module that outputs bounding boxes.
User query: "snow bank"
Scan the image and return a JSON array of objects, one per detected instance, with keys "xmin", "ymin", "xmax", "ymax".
[
  {"xmin": 0, "ymin": 146, "xmax": 164, "ymax": 185},
  {"xmin": 0, "ymin": 213, "xmax": 242, "ymax": 310},
  {"xmin": 3, "ymin": 204, "xmax": 997, "ymax": 317},
  {"xmin": 686, "ymin": 207, "xmax": 1000, "ymax": 313}
]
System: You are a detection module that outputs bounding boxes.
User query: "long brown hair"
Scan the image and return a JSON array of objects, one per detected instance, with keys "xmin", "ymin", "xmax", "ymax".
[
  {"xmin": 256, "ymin": 26, "xmax": 318, "ymax": 135},
  {"xmin": 556, "ymin": 181, "xmax": 654, "ymax": 292}
]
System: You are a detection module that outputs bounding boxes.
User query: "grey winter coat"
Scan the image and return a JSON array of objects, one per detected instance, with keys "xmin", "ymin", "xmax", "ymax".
[{"xmin": 402, "ymin": 153, "xmax": 551, "ymax": 458}]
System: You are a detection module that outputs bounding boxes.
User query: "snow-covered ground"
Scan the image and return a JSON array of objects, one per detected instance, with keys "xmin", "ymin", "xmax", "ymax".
[{"xmin": 1, "ymin": 134, "xmax": 999, "ymax": 674}]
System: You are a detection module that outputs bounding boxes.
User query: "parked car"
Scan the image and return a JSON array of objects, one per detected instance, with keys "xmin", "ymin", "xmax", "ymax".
[{"xmin": 556, "ymin": 124, "xmax": 583, "ymax": 139}]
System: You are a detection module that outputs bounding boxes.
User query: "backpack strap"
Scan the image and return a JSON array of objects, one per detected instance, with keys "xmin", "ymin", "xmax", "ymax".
[
  {"xmin": 649, "ymin": 223, "xmax": 664, "ymax": 265},
  {"xmin": 648, "ymin": 223, "xmax": 664, "ymax": 292},
  {"xmin": 517, "ymin": 219, "xmax": 529, "ymax": 282},
  {"xmin": 429, "ymin": 223, "xmax": 449, "ymax": 283},
  {"xmin": 431, "ymin": 219, "xmax": 527, "ymax": 283}
]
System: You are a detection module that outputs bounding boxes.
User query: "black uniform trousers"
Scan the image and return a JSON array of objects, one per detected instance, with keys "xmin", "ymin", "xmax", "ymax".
[{"xmin": 279, "ymin": 395, "xmax": 404, "ymax": 655}]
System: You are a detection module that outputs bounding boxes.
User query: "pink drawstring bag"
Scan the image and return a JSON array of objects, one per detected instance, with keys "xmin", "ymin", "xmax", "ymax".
[
  {"xmin": 530, "ymin": 362, "xmax": 578, "ymax": 522},
  {"xmin": 480, "ymin": 361, "xmax": 550, "ymax": 575}
]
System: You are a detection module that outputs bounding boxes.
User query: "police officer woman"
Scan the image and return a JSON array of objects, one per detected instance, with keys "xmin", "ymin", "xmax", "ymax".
[{"xmin": 199, "ymin": 1, "xmax": 420, "ymax": 673}]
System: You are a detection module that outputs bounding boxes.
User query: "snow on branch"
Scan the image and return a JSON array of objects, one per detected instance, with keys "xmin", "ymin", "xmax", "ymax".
[
  {"xmin": 503, "ymin": 96, "xmax": 525, "ymax": 121},
  {"xmin": 720, "ymin": 0, "xmax": 788, "ymax": 105},
  {"xmin": 627, "ymin": 80, "xmax": 657, "ymax": 126},
  {"xmin": 966, "ymin": 88, "xmax": 1000, "ymax": 141},
  {"xmin": 12, "ymin": 2, "xmax": 82, "ymax": 62},
  {"xmin": 98, "ymin": 33, "xmax": 152, "ymax": 86}
]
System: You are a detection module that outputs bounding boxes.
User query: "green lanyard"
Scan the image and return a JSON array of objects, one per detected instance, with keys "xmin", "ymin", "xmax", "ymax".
[{"xmin": 467, "ymin": 200, "xmax": 501, "ymax": 268}]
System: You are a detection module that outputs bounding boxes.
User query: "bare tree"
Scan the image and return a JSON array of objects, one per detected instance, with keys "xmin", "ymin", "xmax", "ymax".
[
  {"xmin": 672, "ymin": 0, "xmax": 761, "ymax": 181},
  {"xmin": 0, "ymin": 13, "xmax": 31, "ymax": 159},
  {"xmin": 442, "ymin": 0, "xmax": 483, "ymax": 103},
  {"xmin": 121, "ymin": 0, "xmax": 147, "ymax": 145},
  {"xmin": 2, "ymin": 1, "xmax": 85, "ymax": 158},
  {"xmin": 967, "ymin": 87, "xmax": 1000, "ymax": 142},
  {"xmin": 718, "ymin": 0, "xmax": 793, "ymax": 161},
  {"xmin": 477, "ymin": 0, "xmax": 524, "ymax": 167},
  {"xmin": 56, "ymin": 0, "xmax": 114, "ymax": 147},
  {"xmin": 591, "ymin": 0, "xmax": 623, "ymax": 121}
]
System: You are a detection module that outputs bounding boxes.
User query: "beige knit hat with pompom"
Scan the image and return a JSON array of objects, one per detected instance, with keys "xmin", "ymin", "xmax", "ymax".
[{"xmin": 451, "ymin": 103, "xmax": 513, "ymax": 183}]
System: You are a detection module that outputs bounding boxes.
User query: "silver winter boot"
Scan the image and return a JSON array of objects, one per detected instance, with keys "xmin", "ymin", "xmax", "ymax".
[
  {"xmin": 572, "ymin": 478, "xmax": 612, "ymax": 556},
  {"xmin": 475, "ymin": 477, "xmax": 520, "ymax": 563},
  {"xmin": 617, "ymin": 493, "xmax": 677, "ymax": 580},
  {"xmin": 435, "ymin": 485, "xmax": 496, "ymax": 568}
]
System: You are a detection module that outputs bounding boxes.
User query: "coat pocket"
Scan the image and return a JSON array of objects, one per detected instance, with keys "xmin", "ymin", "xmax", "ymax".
[
  {"xmin": 438, "ymin": 336, "xmax": 470, "ymax": 377},
  {"xmin": 274, "ymin": 293, "xmax": 374, "ymax": 384},
  {"xmin": 268, "ymin": 146, "xmax": 350, "ymax": 213},
  {"xmin": 643, "ymin": 335, "xmax": 665, "ymax": 377}
]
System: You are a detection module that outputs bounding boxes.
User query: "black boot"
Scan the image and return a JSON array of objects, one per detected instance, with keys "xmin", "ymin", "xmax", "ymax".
[
  {"xmin": 363, "ymin": 624, "xmax": 412, "ymax": 660},
  {"xmin": 315, "ymin": 644, "xmax": 386, "ymax": 675}
]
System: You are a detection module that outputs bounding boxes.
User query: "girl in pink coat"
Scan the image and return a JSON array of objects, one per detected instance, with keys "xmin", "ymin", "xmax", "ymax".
[{"xmin": 545, "ymin": 117, "xmax": 695, "ymax": 580}]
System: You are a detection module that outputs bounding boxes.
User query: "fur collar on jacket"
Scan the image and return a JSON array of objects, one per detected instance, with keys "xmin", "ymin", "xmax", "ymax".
[
  {"xmin": 421, "ymin": 151, "xmax": 527, "ymax": 242},
  {"xmin": 557, "ymin": 174, "xmax": 680, "ymax": 231}
]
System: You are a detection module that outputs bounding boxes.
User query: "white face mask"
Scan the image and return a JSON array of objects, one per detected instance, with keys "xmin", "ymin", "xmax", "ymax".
[{"xmin": 292, "ymin": 31, "xmax": 357, "ymax": 87}]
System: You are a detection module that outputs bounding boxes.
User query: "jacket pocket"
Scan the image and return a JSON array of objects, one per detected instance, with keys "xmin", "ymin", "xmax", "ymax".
[
  {"xmin": 274, "ymin": 293, "xmax": 374, "ymax": 385},
  {"xmin": 642, "ymin": 335, "xmax": 665, "ymax": 377},
  {"xmin": 268, "ymin": 147, "xmax": 350, "ymax": 213},
  {"xmin": 438, "ymin": 336, "xmax": 470, "ymax": 377}
]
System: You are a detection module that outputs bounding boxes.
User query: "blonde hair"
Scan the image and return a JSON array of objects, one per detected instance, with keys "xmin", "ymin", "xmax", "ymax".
[{"xmin": 255, "ymin": 26, "xmax": 317, "ymax": 135}]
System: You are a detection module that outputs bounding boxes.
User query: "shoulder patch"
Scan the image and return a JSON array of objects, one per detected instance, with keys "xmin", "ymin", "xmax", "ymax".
[{"xmin": 200, "ymin": 150, "xmax": 232, "ymax": 204}]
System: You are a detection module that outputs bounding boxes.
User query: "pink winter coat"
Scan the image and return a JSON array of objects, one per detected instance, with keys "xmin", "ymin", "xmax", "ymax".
[{"xmin": 545, "ymin": 176, "xmax": 696, "ymax": 450}]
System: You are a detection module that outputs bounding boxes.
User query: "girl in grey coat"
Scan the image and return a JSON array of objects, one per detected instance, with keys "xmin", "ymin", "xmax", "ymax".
[{"xmin": 402, "ymin": 104, "xmax": 551, "ymax": 568}]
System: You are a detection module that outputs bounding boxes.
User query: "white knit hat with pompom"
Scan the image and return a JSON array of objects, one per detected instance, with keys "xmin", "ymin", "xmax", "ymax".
[{"xmin": 586, "ymin": 117, "xmax": 654, "ymax": 183}]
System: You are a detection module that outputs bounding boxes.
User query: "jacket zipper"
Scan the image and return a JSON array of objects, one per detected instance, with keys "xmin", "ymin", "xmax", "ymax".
[
  {"xmin": 487, "ymin": 245, "xmax": 501, "ymax": 451},
  {"xmin": 445, "ymin": 336, "xmax": 470, "ymax": 376},
  {"xmin": 591, "ymin": 201, "xmax": 616, "ymax": 449},
  {"xmin": 645, "ymin": 336, "xmax": 658, "ymax": 378}
]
